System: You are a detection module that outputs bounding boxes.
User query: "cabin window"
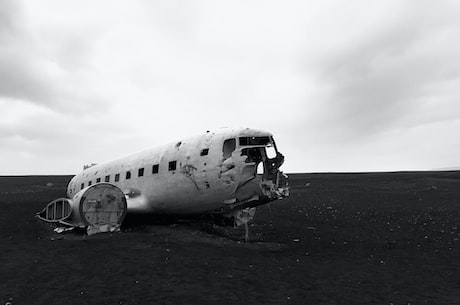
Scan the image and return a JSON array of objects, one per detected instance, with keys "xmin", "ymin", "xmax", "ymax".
[
  {"xmin": 138, "ymin": 168, "xmax": 144, "ymax": 177},
  {"xmin": 96, "ymin": 178, "xmax": 101, "ymax": 183},
  {"xmin": 168, "ymin": 161, "xmax": 177, "ymax": 171},
  {"xmin": 152, "ymin": 164, "xmax": 159, "ymax": 174},
  {"xmin": 239, "ymin": 136, "xmax": 271, "ymax": 146},
  {"xmin": 81, "ymin": 183, "xmax": 84, "ymax": 190},
  {"xmin": 200, "ymin": 148, "xmax": 209, "ymax": 156},
  {"xmin": 88, "ymin": 181, "xmax": 92, "ymax": 186},
  {"xmin": 105, "ymin": 175, "xmax": 110, "ymax": 182},
  {"xmin": 223, "ymin": 138, "xmax": 236, "ymax": 159},
  {"xmin": 126, "ymin": 171, "xmax": 131, "ymax": 180},
  {"xmin": 115, "ymin": 173, "xmax": 120, "ymax": 182}
]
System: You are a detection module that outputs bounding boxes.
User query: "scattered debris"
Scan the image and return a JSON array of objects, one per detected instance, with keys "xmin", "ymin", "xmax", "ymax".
[{"xmin": 54, "ymin": 227, "xmax": 75, "ymax": 234}]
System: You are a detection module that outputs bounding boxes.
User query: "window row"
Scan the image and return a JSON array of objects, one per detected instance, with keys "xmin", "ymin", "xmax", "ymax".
[{"xmin": 80, "ymin": 161, "xmax": 177, "ymax": 190}]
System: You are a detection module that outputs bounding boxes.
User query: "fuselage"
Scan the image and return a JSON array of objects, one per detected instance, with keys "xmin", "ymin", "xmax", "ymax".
[{"xmin": 66, "ymin": 127, "xmax": 288, "ymax": 216}]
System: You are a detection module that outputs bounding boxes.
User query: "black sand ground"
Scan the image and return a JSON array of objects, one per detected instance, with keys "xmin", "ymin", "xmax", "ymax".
[{"xmin": 1, "ymin": 172, "xmax": 459, "ymax": 305}]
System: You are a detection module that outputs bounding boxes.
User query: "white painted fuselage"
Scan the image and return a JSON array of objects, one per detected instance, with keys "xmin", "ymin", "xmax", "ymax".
[{"xmin": 66, "ymin": 127, "xmax": 288, "ymax": 217}]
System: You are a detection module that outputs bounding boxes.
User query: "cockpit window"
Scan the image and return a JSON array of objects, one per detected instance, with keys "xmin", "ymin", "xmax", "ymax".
[
  {"xmin": 266, "ymin": 145, "xmax": 277, "ymax": 159},
  {"xmin": 239, "ymin": 136, "xmax": 271, "ymax": 146},
  {"xmin": 241, "ymin": 148, "xmax": 263, "ymax": 163},
  {"xmin": 223, "ymin": 138, "xmax": 236, "ymax": 159}
]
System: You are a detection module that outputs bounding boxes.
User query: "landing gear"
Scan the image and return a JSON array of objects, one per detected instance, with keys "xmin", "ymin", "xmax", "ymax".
[{"xmin": 232, "ymin": 207, "xmax": 256, "ymax": 242}]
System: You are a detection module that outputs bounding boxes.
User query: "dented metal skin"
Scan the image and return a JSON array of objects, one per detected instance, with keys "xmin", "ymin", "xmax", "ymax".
[
  {"xmin": 67, "ymin": 128, "xmax": 288, "ymax": 216},
  {"xmin": 37, "ymin": 128, "xmax": 288, "ymax": 232}
]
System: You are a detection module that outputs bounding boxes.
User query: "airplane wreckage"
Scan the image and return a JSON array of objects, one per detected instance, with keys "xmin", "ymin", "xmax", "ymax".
[{"xmin": 37, "ymin": 128, "xmax": 289, "ymax": 236}]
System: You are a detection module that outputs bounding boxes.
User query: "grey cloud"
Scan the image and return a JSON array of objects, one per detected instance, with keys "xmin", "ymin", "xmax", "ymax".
[
  {"xmin": 310, "ymin": 2, "xmax": 460, "ymax": 139},
  {"xmin": 0, "ymin": 55, "xmax": 56, "ymax": 104},
  {"xmin": 0, "ymin": 48, "xmax": 106, "ymax": 114},
  {"xmin": 0, "ymin": 1, "xmax": 57, "ymax": 106},
  {"xmin": 0, "ymin": 0, "xmax": 18, "ymax": 38},
  {"xmin": 0, "ymin": 1, "xmax": 106, "ymax": 114}
]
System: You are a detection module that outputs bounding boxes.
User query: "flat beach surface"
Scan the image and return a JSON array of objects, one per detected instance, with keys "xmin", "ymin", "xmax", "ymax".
[{"xmin": 1, "ymin": 172, "xmax": 459, "ymax": 304}]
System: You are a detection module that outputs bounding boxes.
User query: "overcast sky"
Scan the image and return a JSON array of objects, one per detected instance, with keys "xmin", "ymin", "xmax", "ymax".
[{"xmin": 1, "ymin": 0, "xmax": 460, "ymax": 175}]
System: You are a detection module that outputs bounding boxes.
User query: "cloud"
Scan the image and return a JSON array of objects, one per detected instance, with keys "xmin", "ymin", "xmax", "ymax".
[
  {"xmin": 1, "ymin": 0, "xmax": 459, "ymax": 174},
  {"xmin": 0, "ymin": 1, "xmax": 54, "ymax": 104},
  {"xmin": 0, "ymin": 0, "xmax": 112, "ymax": 116},
  {"xmin": 301, "ymin": 1, "xmax": 460, "ymax": 140}
]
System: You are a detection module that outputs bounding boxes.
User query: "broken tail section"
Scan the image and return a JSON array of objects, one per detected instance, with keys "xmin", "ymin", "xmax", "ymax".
[{"xmin": 36, "ymin": 183, "xmax": 127, "ymax": 235}]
